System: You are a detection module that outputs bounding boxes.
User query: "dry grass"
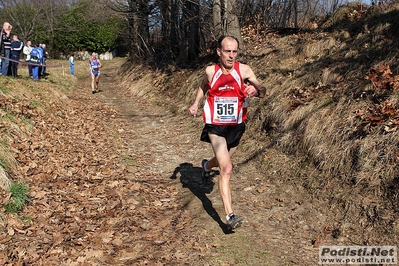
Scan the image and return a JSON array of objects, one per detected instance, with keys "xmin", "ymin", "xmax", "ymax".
[
  {"xmin": 0, "ymin": 167, "xmax": 10, "ymax": 191},
  {"xmin": 248, "ymin": 4, "xmax": 399, "ymax": 243},
  {"xmin": 250, "ymin": 5, "xmax": 399, "ymax": 184}
]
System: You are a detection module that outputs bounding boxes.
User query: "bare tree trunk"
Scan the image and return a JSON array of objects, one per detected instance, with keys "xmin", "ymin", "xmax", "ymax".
[
  {"xmin": 213, "ymin": 0, "xmax": 223, "ymax": 38},
  {"xmin": 138, "ymin": 1, "xmax": 151, "ymax": 55},
  {"xmin": 185, "ymin": 0, "xmax": 200, "ymax": 61},
  {"xmin": 294, "ymin": 0, "xmax": 298, "ymax": 28},
  {"xmin": 226, "ymin": 0, "xmax": 243, "ymax": 48},
  {"xmin": 108, "ymin": 0, "xmax": 153, "ymax": 60},
  {"xmin": 160, "ymin": 0, "xmax": 171, "ymax": 59},
  {"xmin": 212, "ymin": 0, "xmax": 243, "ymax": 48},
  {"xmin": 125, "ymin": 1, "xmax": 139, "ymax": 57},
  {"xmin": 171, "ymin": 0, "xmax": 180, "ymax": 59}
]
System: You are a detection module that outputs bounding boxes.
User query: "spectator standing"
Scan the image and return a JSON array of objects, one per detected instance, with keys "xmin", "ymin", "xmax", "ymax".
[
  {"xmin": 30, "ymin": 43, "xmax": 43, "ymax": 81},
  {"xmin": 37, "ymin": 43, "xmax": 44, "ymax": 77},
  {"xmin": 10, "ymin": 34, "xmax": 23, "ymax": 78},
  {"xmin": 69, "ymin": 54, "xmax": 74, "ymax": 75},
  {"xmin": 1, "ymin": 22, "xmax": 12, "ymax": 76},
  {"xmin": 41, "ymin": 43, "xmax": 48, "ymax": 76},
  {"xmin": 23, "ymin": 40, "xmax": 33, "ymax": 77}
]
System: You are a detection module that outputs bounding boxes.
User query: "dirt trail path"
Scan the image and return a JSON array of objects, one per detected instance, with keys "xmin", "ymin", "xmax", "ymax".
[{"xmin": 74, "ymin": 59, "xmax": 331, "ymax": 265}]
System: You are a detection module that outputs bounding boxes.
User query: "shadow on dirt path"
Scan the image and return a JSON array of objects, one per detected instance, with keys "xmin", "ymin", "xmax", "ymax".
[{"xmin": 169, "ymin": 163, "xmax": 233, "ymax": 234}]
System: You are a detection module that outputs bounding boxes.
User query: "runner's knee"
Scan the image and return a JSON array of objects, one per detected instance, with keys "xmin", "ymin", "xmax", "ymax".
[{"xmin": 219, "ymin": 163, "xmax": 233, "ymax": 177}]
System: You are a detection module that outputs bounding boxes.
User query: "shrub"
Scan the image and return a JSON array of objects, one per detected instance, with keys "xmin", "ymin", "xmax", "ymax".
[{"xmin": 5, "ymin": 182, "xmax": 30, "ymax": 213}]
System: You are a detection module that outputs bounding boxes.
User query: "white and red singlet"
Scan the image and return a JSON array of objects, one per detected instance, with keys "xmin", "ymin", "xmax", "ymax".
[{"xmin": 203, "ymin": 62, "xmax": 248, "ymax": 125}]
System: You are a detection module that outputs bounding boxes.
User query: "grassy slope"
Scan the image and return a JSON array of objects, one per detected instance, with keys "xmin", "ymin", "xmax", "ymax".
[{"xmin": 120, "ymin": 2, "xmax": 399, "ymax": 245}]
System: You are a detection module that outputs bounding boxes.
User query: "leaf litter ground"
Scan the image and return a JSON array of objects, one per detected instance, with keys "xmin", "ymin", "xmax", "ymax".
[{"xmin": 1, "ymin": 59, "xmax": 343, "ymax": 265}]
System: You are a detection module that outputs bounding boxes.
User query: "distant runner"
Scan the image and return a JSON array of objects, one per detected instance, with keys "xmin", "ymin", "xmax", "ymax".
[{"xmin": 89, "ymin": 52, "xmax": 102, "ymax": 94}]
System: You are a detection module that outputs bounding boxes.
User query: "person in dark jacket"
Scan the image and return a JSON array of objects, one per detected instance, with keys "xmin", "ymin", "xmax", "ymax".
[
  {"xmin": 40, "ymin": 43, "xmax": 48, "ymax": 76},
  {"xmin": 10, "ymin": 34, "xmax": 23, "ymax": 78}
]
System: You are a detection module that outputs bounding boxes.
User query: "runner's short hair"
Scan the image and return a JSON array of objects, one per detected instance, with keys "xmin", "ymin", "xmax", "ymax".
[{"xmin": 217, "ymin": 35, "xmax": 239, "ymax": 49}]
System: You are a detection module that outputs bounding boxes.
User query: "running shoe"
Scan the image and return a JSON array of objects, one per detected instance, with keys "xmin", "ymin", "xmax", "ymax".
[{"xmin": 227, "ymin": 214, "xmax": 243, "ymax": 229}]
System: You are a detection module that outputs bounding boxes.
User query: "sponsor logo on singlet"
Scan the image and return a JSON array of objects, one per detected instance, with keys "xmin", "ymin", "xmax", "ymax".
[{"xmin": 218, "ymin": 85, "xmax": 235, "ymax": 91}]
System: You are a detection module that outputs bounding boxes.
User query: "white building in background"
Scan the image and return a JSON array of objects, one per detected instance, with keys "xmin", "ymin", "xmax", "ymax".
[
  {"xmin": 72, "ymin": 50, "xmax": 116, "ymax": 60},
  {"xmin": 99, "ymin": 51, "xmax": 115, "ymax": 60}
]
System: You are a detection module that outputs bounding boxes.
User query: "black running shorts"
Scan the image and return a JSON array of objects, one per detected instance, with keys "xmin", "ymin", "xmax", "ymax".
[{"xmin": 200, "ymin": 123, "xmax": 246, "ymax": 150}]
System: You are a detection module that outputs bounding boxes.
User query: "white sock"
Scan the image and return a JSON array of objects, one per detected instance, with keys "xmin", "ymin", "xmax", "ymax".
[{"xmin": 204, "ymin": 161, "xmax": 210, "ymax": 172}]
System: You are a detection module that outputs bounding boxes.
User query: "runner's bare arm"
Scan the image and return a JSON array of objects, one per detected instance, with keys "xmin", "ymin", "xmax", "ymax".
[
  {"xmin": 240, "ymin": 64, "xmax": 266, "ymax": 98},
  {"xmin": 188, "ymin": 69, "xmax": 211, "ymax": 116}
]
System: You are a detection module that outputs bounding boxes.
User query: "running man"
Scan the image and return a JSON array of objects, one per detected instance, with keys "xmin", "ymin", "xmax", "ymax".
[{"xmin": 188, "ymin": 35, "xmax": 266, "ymax": 230}]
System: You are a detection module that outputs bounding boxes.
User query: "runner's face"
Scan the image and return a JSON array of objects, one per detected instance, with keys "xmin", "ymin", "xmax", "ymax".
[{"xmin": 217, "ymin": 38, "xmax": 238, "ymax": 70}]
